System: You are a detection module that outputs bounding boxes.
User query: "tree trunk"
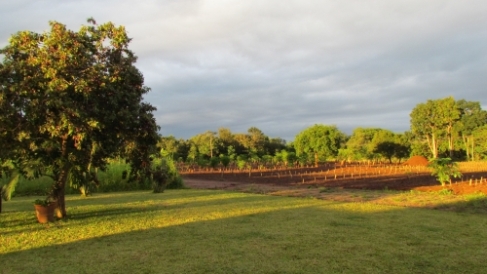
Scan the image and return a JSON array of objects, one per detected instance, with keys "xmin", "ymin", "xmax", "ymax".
[
  {"xmin": 471, "ymin": 136, "xmax": 475, "ymax": 161},
  {"xmin": 449, "ymin": 135, "xmax": 453, "ymax": 158},
  {"xmin": 428, "ymin": 134, "xmax": 438, "ymax": 159},
  {"xmin": 0, "ymin": 186, "xmax": 3, "ymax": 214},
  {"xmin": 447, "ymin": 125, "xmax": 454, "ymax": 158},
  {"xmin": 461, "ymin": 133, "xmax": 470, "ymax": 161},
  {"xmin": 314, "ymin": 152, "xmax": 318, "ymax": 167},
  {"xmin": 50, "ymin": 165, "xmax": 71, "ymax": 218},
  {"xmin": 49, "ymin": 136, "xmax": 71, "ymax": 219}
]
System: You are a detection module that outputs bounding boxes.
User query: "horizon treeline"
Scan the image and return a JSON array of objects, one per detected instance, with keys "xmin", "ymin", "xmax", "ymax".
[{"xmin": 158, "ymin": 97, "xmax": 487, "ymax": 166}]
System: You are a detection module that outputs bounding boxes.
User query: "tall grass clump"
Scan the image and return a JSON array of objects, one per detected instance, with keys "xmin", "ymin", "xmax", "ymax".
[
  {"xmin": 1, "ymin": 153, "xmax": 184, "ymax": 198},
  {"xmin": 96, "ymin": 160, "xmax": 152, "ymax": 193},
  {"xmin": 147, "ymin": 150, "xmax": 185, "ymax": 193}
]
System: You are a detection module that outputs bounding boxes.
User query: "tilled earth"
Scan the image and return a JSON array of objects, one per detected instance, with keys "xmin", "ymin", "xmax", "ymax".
[
  {"xmin": 181, "ymin": 164, "xmax": 487, "ymax": 195},
  {"xmin": 181, "ymin": 164, "xmax": 487, "ymax": 210}
]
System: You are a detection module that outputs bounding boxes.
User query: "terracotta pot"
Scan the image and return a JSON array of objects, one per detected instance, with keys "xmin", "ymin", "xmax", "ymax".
[{"xmin": 34, "ymin": 203, "xmax": 56, "ymax": 223}]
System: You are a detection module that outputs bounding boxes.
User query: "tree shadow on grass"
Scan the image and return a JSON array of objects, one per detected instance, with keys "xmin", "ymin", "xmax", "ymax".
[
  {"xmin": 64, "ymin": 189, "xmax": 222, "ymax": 206},
  {"xmin": 432, "ymin": 195, "xmax": 487, "ymax": 214},
  {"xmin": 69, "ymin": 194, "xmax": 293, "ymax": 222},
  {"xmin": 1, "ymin": 192, "xmax": 313, "ymax": 235},
  {"xmin": 2, "ymin": 196, "xmax": 487, "ymax": 274}
]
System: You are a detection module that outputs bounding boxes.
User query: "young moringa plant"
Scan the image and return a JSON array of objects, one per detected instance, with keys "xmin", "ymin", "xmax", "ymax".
[{"xmin": 428, "ymin": 158, "xmax": 462, "ymax": 186}]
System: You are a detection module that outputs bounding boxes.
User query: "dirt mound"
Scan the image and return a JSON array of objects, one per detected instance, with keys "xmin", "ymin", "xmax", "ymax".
[{"xmin": 403, "ymin": 155, "xmax": 429, "ymax": 166}]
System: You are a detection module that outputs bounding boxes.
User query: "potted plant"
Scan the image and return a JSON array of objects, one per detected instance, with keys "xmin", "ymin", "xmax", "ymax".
[{"xmin": 33, "ymin": 198, "xmax": 57, "ymax": 223}]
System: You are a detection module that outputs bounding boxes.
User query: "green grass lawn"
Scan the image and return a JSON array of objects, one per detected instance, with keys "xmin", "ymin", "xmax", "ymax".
[{"xmin": 1, "ymin": 190, "xmax": 487, "ymax": 274}]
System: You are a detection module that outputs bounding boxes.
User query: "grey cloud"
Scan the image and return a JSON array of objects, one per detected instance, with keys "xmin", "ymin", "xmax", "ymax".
[{"xmin": 1, "ymin": 0, "xmax": 487, "ymax": 141}]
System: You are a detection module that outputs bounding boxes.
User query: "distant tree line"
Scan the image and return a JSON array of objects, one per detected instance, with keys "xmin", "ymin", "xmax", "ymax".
[{"xmin": 159, "ymin": 97, "xmax": 487, "ymax": 167}]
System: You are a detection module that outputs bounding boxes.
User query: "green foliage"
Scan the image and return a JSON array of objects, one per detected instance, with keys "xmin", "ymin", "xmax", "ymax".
[
  {"xmin": 196, "ymin": 158, "xmax": 209, "ymax": 168},
  {"xmin": 33, "ymin": 198, "xmax": 53, "ymax": 206},
  {"xmin": 297, "ymin": 153, "xmax": 309, "ymax": 167},
  {"xmin": 0, "ymin": 19, "xmax": 159, "ymax": 217},
  {"xmin": 155, "ymin": 150, "xmax": 184, "ymax": 190},
  {"xmin": 410, "ymin": 97, "xmax": 461, "ymax": 158},
  {"xmin": 345, "ymin": 128, "xmax": 380, "ymax": 160},
  {"xmin": 1, "ymin": 160, "xmax": 19, "ymax": 201},
  {"xmin": 294, "ymin": 124, "xmax": 345, "ymax": 166},
  {"xmin": 209, "ymin": 157, "xmax": 220, "ymax": 169},
  {"xmin": 187, "ymin": 144, "xmax": 199, "ymax": 162},
  {"xmin": 190, "ymin": 131, "xmax": 218, "ymax": 158},
  {"xmin": 428, "ymin": 158, "xmax": 462, "ymax": 186},
  {"xmin": 437, "ymin": 188, "xmax": 454, "ymax": 195},
  {"xmin": 219, "ymin": 155, "xmax": 231, "ymax": 168},
  {"xmin": 374, "ymin": 141, "xmax": 410, "ymax": 163},
  {"xmin": 472, "ymin": 125, "xmax": 487, "ymax": 160},
  {"xmin": 236, "ymin": 155, "xmax": 248, "ymax": 170},
  {"xmin": 133, "ymin": 150, "xmax": 186, "ymax": 193},
  {"xmin": 1, "ymin": 173, "xmax": 20, "ymax": 201},
  {"xmin": 456, "ymin": 100, "xmax": 487, "ymax": 161},
  {"xmin": 2, "ymin": 160, "xmax": 181, "ymax": 197},
  {"xmin": 226, "ymin": 145, "xmax": 237, "ymax": 161}
]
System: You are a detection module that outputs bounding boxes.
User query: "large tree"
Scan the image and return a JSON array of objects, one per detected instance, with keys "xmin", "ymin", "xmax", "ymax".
[
  {"xmin": 410, "ymin": 97, "xmax": 460, "ymax": 158},
  {"xmin": 345, "ymin": 128, "xmax": 383, "ymax": 161},
  {"xmin": 455, "ymin": 100, "xmax": 487, "ymax": 161},
  {"xmin": 190, "ymin": 131, "xmax": 218, "ymax": 158},
  {"xmin": 0, "ymin": 19, "xmax": 159, "ymax": 218},
  {"xmin": 294, "ymin": 124, "xmax": 344, "ymax": 166}
]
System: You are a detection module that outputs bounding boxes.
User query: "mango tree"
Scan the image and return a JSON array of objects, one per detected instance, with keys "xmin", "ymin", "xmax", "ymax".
[{"xmin": 0, "ymin": 19, "xmax": 159, "ymax": 218}]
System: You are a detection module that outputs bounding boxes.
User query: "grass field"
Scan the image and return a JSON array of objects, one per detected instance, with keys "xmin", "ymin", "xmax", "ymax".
[{"xmin": 1, "ymin": 190, "xmax": 487, "ymax": 274}]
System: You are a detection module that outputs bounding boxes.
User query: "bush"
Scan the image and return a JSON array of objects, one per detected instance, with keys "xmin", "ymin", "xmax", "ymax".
[
  {"xmin": 152, "ymin": 150, "xmax": 184, "ymax": 190},
  {"xmin": 428, "ymin": 158, "xmax": 462, "ymax": 186}
]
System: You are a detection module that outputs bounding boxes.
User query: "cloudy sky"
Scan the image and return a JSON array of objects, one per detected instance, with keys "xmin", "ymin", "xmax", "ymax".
[{"xmin": 1, "ymin": 1, "xmax": 486, "ymax": 141}]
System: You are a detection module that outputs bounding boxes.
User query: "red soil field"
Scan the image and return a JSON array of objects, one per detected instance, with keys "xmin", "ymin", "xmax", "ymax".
[{"xmin": 181, "ymin": 161, "xmax": 487, "ymax": 195}]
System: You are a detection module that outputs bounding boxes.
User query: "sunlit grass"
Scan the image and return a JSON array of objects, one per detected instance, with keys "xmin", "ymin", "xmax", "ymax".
[
  {"xmin": 1, "ymin": 190, "xmax": 487, "ymax": 273},
  {"xmin": 260, "ymin": 186, "xmax": 487, "ymax": 213}
]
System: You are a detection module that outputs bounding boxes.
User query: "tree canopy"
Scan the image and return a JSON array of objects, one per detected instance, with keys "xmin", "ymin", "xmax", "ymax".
[
  {"xmin": 410, "ymin": 97, "xmax": 460, "ymax": 159},
  {"xmin": 294, "ymin": 124, "xmax": 344, "ymax": 166},
  {"xmin": 0, "ymin": 19, "xmax": 159, "ymax": 217}
]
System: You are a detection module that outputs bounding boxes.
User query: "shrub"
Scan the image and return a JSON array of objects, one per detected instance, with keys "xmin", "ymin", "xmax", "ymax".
[
  {"xmin": 153, "ymin": 150, "xmax": 184, "ymax": 190},
  {"xmin": 428, "ymin": 158, "xmax": 462, "ymax": 186}
]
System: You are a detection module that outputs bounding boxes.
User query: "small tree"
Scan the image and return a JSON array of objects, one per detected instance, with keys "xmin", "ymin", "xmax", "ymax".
[
  {"xmin": 219, "ymin": 155, "xmax": 231, "ymax": 168},
  {"xmin": 427, "ymin": 158, "xmax": 462, "ymax": 186},
  {"xmin": 209, "ymin": 157, "xmax": 220, "ymax": 169}
]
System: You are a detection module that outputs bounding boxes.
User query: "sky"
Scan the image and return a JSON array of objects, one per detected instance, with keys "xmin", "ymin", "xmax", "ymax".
[{"xmin": 1, "ymin": 1, "xmax": 486, "ymax": 141}]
